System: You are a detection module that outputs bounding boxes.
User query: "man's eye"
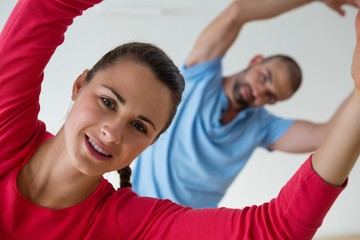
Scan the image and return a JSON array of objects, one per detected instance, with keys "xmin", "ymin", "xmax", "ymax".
[
  {"xmin": 261, "ymin": 73, "xmax": 266, "ymax": 83},
  {"xmin": 131, "ymin": 121, "xmax": 147, "ymax": 134},
  {"xmin": 101, "ymin": 97, "xmax": 115, "ymax": 110},
  {"xmin": 262, "ymin": 71, "xmax": 271, "ymax": 84},
  {"xmin": 268, "ymin": 94, "xmax": 276, "ymax": 104}
]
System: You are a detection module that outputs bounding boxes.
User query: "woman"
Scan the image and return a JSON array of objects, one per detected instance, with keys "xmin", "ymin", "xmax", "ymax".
[{"xmin": 0, "ymin": 0, "xmax": 359, "ymax": 239}]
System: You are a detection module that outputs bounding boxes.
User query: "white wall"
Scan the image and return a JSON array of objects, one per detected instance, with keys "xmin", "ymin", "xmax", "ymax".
[{"xmin": 1, "ymin": 0, "xmax": 359, "ymax": 238}]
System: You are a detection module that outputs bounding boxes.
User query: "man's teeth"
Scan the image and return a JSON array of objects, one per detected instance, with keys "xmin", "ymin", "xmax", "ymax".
[{"xmin": 88, "ymin": 138, "xmax": 110, "ymax": 156}]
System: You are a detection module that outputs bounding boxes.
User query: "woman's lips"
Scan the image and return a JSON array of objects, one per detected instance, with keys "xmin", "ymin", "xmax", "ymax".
[{"xmin": 85, "ymin": 136, "xmax": 112, "ymax": 161}]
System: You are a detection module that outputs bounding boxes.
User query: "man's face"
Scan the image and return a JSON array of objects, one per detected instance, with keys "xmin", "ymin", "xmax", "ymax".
[{"xmin": 229, "ymin": 58, "xmax": 295, "ymax": 109}]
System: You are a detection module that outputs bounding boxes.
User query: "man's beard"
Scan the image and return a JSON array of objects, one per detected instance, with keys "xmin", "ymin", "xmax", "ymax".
[{"xmin": 232, "ymin": 74, "xmax": 252, "ymax": 109}]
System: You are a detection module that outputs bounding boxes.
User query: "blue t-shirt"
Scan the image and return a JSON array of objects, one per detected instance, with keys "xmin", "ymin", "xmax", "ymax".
[{"xmin": 132, "ymin": 58, "xmax": 294, "ymax": 208}]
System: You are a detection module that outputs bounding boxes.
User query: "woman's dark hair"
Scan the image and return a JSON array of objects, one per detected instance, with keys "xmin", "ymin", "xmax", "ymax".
[
  {"xmin": 117, "ymin": 166, "xmax": 132, "ymax": 188},
  {"xmin": 85, "ymin": 42, "xmax": 185, "ymax": 188}
]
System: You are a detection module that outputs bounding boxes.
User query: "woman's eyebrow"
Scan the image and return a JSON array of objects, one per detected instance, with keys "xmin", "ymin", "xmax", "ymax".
[
  {"xmin": 102, "ymin": 84, "xmax": 125, "ymax": 105},
  {"xmin": 101, "ymin": 84, "xmax": 157, "ymax": 131},
  {"xmin": 138, "ymin": 115, "xmax": 157, "ymax": 131}
]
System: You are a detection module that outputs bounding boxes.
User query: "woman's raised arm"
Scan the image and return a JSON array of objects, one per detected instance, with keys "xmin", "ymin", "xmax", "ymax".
[
  {"xmin": 311, "ymin": 10, "xmax": 360, "ymax": 187},
  {"xmin": 121, "ymin": 11, "xmax": 360, "ymax": 240},
  {"xmin": 0, "ymin": 0, "xmax": 101, "ymax": 167}
]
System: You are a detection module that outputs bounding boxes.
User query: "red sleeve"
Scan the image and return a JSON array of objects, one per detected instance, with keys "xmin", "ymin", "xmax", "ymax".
[
  {"xmin": 0, "ymin": 0, "xmax": 101, "ymax": 169},
  {"xmin": 117, "ymin": 156, "xmax": 345, "ymax": 240}
]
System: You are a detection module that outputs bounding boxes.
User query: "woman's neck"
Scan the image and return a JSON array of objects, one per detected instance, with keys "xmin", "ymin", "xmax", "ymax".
[{"xmin": 17, "ymin": 136, "xmax": 102, "ymax": 210}]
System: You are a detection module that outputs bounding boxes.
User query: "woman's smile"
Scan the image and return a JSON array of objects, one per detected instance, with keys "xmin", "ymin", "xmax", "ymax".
[{"xmin": 85, "ymin": 135, "xmax": 113, "ymax": 161}]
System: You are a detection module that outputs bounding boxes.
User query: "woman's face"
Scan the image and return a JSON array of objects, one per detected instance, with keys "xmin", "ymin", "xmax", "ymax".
[{"xmin": 64, "ymin": 60, "xmax": 172, "ymax": 176}]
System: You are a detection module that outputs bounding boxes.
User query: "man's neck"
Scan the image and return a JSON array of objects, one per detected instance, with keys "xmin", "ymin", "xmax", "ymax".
[
  {"xmin": 220, "ymin": 106, "xmax": 246, "ymax": 124},
  {"xmin": 221, "ymin": 75, "xmax": 247, "ymax": 124}
]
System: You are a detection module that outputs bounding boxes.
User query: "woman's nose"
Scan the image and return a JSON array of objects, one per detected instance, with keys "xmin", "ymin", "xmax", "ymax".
[{"xmin": 101, "ymin": 120, "xmax": 125, "ymax": 144}]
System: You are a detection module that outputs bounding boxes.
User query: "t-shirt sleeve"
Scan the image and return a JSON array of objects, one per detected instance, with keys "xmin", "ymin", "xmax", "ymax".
[
  {"xmin": 116, "ymin": 156, "xmax": 345, "ymax": 240},
  {"xmin": 181, "ymin": 57, "xmax": 223, "ymax": 84},
  {"xmin": 257, "ymin": 108, "xmax": 295, "ymax": 150}
]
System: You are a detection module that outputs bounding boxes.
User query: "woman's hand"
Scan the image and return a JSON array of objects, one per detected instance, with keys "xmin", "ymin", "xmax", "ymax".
[{"xmin": 352, "ymin": 10, "xmax": 360, "ymax": 90}]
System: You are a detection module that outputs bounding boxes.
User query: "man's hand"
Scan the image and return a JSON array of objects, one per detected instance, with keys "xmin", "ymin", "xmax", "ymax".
[{"xmin": 321, "ymin": 0, "xmax": 359, "ymax": 16}]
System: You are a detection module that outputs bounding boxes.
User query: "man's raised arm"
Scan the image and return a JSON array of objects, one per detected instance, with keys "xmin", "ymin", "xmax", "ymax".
[{"xmin": 185, "ymin": 0, "xmax": 357, "ymax": 67}]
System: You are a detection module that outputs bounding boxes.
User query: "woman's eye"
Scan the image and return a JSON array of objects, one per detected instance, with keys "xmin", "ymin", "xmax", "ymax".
[
  {"xmin": 101, "ymin": 97, "xmax": 115, "ymax": 110},
  {"xmin": 131, "ymin": 121, "xmax": 147, "ymax": 134}
]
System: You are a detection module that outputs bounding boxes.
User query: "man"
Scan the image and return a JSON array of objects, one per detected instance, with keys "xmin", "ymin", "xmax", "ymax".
[{"xmin": 132, "ymin": 0, "xmax": 358, "ymax": 208}]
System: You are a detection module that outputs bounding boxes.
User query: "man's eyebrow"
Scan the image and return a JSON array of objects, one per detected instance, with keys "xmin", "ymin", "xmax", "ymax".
[
  {"xmin": 102, "ymin": 84, "xmax": 125, "ymax": 104},
  {"xmin": 269, "ymin": 71, "xmax": 273, "ymax": 83},
  {"xmin": 102, "ymin": 84, "xmax": 157, "ymax": 131}
]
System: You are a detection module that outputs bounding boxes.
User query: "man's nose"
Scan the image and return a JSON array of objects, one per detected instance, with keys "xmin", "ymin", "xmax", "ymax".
[{"xmin": 254, "ymin": 81, "xmax": 267, "ymax": 97}]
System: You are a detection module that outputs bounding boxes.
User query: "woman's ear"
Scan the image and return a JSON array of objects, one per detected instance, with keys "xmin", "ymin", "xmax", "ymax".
[{"xmin": 72, "ymin": 70, "xmax": 89, "ymax": 101}]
